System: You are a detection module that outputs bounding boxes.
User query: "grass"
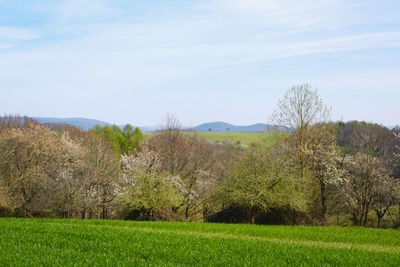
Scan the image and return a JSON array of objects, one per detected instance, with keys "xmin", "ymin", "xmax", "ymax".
[
  {"xmin": 144, "ymin": 132, "xmax": 280, "ymax": 146},
  {"xmin": 1, "ymin": 218, "xmax": 399, "ymax": 266}
]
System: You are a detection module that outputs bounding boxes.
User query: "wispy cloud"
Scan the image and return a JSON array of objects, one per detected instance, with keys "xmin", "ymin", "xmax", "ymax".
[
  {"xmin": 0, "ymin": 0, "xmax": 399, "ymax": 125},
  {"xmin": 0, "ymin": 26, "xmax": 40, "ymax": 49},
  {"xmin": 0, "ymin": 26, "xmax": 39, "ymax": 40},
  {"xmin": 56, "ymin": 0, "xmax": 119, "ymax": 23}
]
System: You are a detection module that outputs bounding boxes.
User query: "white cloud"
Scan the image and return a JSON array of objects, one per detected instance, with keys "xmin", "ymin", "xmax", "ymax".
[
  {"xmin": 0, "ymin": 26, "xmax": 39, "ymax": 40},
  {"xmin": 0, "ymin": 26, "xmax": 40, "ymax": 49},
  {"xmin": 200, "ymin": 0, "xmax": 354, "ymax": 31},
  {"xmin": 224, "ymin": 0, "xmax": 280, "ymax": 11},
  {"xmin": 1, "ymin": 1, "xmax": 400, "ymax": 125},
  {"xmin": 56, "ymin": 0, "xmax": 120, "ymax": 23},
  {"xmin": 241, "ymin": 31, "xmax": 400, "ymax": 63},
  {"xmin": 0, "ymin": 44, "xmax": 12, "ymax": 50}
]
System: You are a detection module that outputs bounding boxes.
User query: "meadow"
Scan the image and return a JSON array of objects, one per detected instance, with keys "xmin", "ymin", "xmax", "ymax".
[
  {"xmin": 1, "ymin": 218, "xmax": 399, "ymax": 266},
  {"xmin": 144, "ymin": 131, "xmax": 280, "ymax": 146}
]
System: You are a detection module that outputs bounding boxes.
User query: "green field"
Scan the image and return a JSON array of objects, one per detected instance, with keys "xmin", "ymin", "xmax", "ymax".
[
  {"xmin": 144, "ymin": 132, "xmax": 280, "ymax": 146},
  {"xmin": 1, "ymin": 218, "xmax": 399, "ymax": 266}
]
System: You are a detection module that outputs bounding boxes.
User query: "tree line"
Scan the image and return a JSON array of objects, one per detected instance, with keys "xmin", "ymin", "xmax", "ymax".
[{"xmin": 1, "ymin": 85, "xmax": 399, "ymax": 228}]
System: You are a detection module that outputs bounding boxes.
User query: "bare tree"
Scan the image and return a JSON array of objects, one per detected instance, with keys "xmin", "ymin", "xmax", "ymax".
[
  {"xmin": 337, "ymin": 153, "xmax": 394, "ymax": 226},
  {"xmin": 0, "ymin": 124, "xmax": 63, "ymax": 213},
  {"xmin": 0, "ymin": 115, "xmax": 37, "ymax": 128},
  {"xmin": 350, "ymin": 123, "xmax": 393, "ymax": 159},
  {"xmin": 147, "ymin": 116, "xmax": 233, "ymax": 220},
  {"xmin": 271, "ymin": 84, "xmax": 331, "ymax": 176},
  {"xmin": 370, "ymin": 177, "xmax": 399, "ymax": 228}
]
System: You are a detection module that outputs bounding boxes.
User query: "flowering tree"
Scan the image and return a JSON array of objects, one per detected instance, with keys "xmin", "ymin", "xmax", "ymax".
[
  {"xmin": 0, "ymin": 124, "xmax": 63, "ymax": 212},
  {"xmin": 336, "ymin": 153, "xmax": 397, "ymax": 227},
  {"xmin": 119, "ymin": 149, "xmax": 184, "ymax": 220},
  {"xmin": 305, "ymin": 124, "xmax": 343, "ymax": 223}
]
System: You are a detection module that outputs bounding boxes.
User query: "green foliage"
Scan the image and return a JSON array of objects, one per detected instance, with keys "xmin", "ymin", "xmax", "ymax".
[
  {"xmin": 1, "ymin": 218, "xmax": 400, "ymax": 266},
  {"xmin": 215, "ymin": 143, "xmax": 308, "ymax": 223},
  {"xmin": 90, "ymin": 124, "xmax": 144, "ymax": 155},
  {"xmin": 120, "ymin": 170, "xmax": 183, "ymax": 216}
]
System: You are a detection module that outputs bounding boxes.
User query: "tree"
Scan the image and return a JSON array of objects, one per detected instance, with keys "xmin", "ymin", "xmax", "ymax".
[
  {"xmin": 345, "ymin": 124, "xmax": 399, "ymax": 227},
  {"xmin": 53, "ymin": 132, "xmax": 86, "ymax": 218},
  {"xmin": 0, "ymin": 115, "xmax": 37, "ymax": 128},
  {"xmin": 90, "ymin": 124, "xmax": 144, "ymax": 155},
  {"xmin": 77, "ymin": 132, "xmax": 119, "ymax": 219},
  {"xmin": 271, "ymin": 84, "xmax": 333, "ymax": 224},
  {"xmin": 350, "ymin": 123, "xmax": 394, "ymax": 159},
  {"xmin": 119, "ymin": 149, "xmax": 183, "ymax": 220},
  {"xmin": 121, "ymin": 124, "xmax": 145, "ymax": 154},
  {"xmin": 271, "ymin": 84, "xmax": 331, "ymax": 175},
  {"xmin": 393, "ymin": 131, "xmax": 400, "ymax": 223},
  {"xmin": 305, "ymin": 124, "xmax": 342, "ymax": 223},
  {"xmin": 216, "ymin": 143, "xmax": 308, "ymax": 224},
  {"xmin": 370, "ymin": 176, "xmax": 399, "ymax": 228},
  {"xmin": 146, "ymin": 115, "xmax": 231, "ymax": 221},
  {"xmin": 337, "ymin": 153, "xmax": 394, "ymax": 226},
  {"xmin": 0, "ymin": 124, "xmax": 63, "ymax": 213}
]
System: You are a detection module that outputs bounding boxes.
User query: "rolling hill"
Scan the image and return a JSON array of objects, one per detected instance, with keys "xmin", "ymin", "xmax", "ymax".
[
  {"xmin": 28, "ymin": 117, "xmax": 278, "ymax": 133},
  {"xmin": 34, "ymin": 117, "xmax": 112, "ymax": 131}
]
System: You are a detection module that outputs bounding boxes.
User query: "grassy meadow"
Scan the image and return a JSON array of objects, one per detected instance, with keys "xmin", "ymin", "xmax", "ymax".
[
  {"xmin": 144, "ymin": 131, "xmax": 280, "ymax": 146},
  {"xmin": 1, "ymin": 218, "xmax": 399, "ymax": 266}
]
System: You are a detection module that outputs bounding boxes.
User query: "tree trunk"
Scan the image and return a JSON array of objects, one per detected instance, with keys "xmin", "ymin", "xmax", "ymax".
[
  {"xmin": 250, "ymin": 207, "xmax": 256, "ymax": 224},
  {"xmin": 352, "ymin": 210, "xmax": 361, "ymax": 226},
  {"xmin": 398, "ymin": 205, "xmax": 400, "ymax": 223},
  {"xmin": 203, "ymin": 205, "xmax": 208, "ymax": 222},
  {"xmin": 377, "ymin": 215, "xmax": 382, "ymax": 228},
  {"xmin": 185, "ymin": 202, "xmax": 190, "ymax": 219},
  {"xmin": 376, "ymin": 208, "xmax": 388, "ymax": 228},
  {"xmin": 362, "ymin": 203, "xmax": 370, "ymax": 226},
  {"xmin": 63, "ymin": 209, "xmax": 70, "ymax": 219},
  {"xmin": 102, "ymin": 205, "xmax": 107, "ymax": 219},
  {"xmin": 320, "ymin": 177, "xmax": 327, "ymax": 224}
]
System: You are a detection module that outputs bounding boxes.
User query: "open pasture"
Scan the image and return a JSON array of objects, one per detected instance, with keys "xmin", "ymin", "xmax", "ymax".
[
  {"xmin": 144, "ymin": 131, "xmax": 279, "ymax": 146},
  {"xmin": 0, "ymin": 218, "xmax": 399, "ymax": 266}
]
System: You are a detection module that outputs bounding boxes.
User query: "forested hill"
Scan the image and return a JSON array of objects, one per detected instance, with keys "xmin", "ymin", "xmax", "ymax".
[
  {"xmin": 31, "ymin": 117, "xmax": 275, "ymax": 132},
  {"xmin": 34, "ymin": 117, "xmax": 111, "ymax": 131},
  {"xmin": 31, "ymin": 117, "xmax": 397, "ymax": 133}
]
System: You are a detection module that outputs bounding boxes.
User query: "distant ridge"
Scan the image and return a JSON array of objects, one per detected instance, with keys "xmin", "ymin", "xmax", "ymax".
[
  {"xmin": 29, "ymin": 117, "xmax": 285, "ymax": 132},
  {"xmin": 34, "ymin": 117, "xmax": 111, "ymax": 131}
]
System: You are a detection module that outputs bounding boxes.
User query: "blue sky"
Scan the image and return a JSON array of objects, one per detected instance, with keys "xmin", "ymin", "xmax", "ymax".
[{"xmin": 1, "ymin": 0, "xmax": 399, "ymax": 126}]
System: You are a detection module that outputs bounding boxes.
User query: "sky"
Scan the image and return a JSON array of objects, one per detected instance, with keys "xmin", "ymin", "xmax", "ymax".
[{"xmin": 1, "ymin": 0, "xmax": 399, "ymax": 127}]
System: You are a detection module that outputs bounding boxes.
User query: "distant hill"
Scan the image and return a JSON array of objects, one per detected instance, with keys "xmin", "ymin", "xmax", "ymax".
[
  {"xmin": 193, "ymin": 122, "xmax": 274, "ymax": 133},
  {"xmin": 34, "ymin": 117, "xmax": 112, "ymax": 131},
  {"xmin": 30, "ymin": 117, "xmax": 285, "ymax": 133}
]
